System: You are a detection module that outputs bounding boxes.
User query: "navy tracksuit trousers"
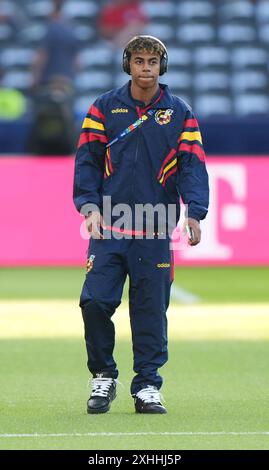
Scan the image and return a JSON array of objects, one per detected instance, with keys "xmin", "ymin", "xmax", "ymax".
[{"xmin": 79, "ymin": 235, "xmax": 174, "ymax": 396}]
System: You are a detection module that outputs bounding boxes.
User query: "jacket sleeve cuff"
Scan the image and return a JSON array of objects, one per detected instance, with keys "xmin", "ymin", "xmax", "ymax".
[{"xmin": 187, "ymin": 205, "xmax": 208, "ymax": 221}]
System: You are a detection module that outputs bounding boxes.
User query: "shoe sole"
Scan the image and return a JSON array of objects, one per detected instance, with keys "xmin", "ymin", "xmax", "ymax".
[
  {"xmin": 87, "ymin": 394, "xmax": 116, "ymax": 414},
  {"xmin": 87, "ymin": 406, "xmax": 110, "ymax": 414},
  {"xmin": 135, "ymin": 407, "xmax": 167, "ymax": 414}
]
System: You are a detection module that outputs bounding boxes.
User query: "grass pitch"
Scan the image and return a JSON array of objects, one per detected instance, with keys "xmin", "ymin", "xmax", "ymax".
[
  {"xmin": 1, "ymin": 337, "xmax": 269, "ymax": 450},
  {"xmin": 0, "ymin": 266, "xmax": 269, "ymax": 450},
  {"xmin": 0, "ymin": 266, "xmax": 268, "ymax": 303}
]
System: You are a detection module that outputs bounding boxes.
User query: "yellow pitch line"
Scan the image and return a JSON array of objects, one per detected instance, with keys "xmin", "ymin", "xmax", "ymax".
[{"xmin": 0, "ymin": 300, "xmax": 269, "ymax": 340}]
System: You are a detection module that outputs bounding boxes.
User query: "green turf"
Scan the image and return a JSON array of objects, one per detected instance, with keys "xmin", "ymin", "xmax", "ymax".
[
  {"xmin": 0, "ymin": 338, "xmax": 269, "ymax": 450},
  {"xmin": 1, "ymin": 266, "xmax": 269, "ymax": 450},
  {"xmin": 0, "ymin": 266, "xmax": 269, "ymax": 302}
]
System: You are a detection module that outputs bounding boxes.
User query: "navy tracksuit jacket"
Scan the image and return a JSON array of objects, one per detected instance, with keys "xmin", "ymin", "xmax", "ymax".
[{"xmin": 73, "ymin": 81, "xmax": 209, "ymax": 395}]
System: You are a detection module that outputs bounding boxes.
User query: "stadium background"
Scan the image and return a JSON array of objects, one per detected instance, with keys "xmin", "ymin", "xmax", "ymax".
[{"xmin": 0, "ymin": 0, "xmax": 269, "ymax": 451}]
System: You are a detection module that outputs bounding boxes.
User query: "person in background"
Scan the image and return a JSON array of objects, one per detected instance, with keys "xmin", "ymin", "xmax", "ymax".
[
  {"xmin": 29, "ymin": 0, "xmax": 79, "ymax": 155},
  {"xmin": 98, "ymin": 0, "xmax": 148, "ymax": 49},
  {"xmin": 31, "ymin": 0, "xmax": 80, "ymax": 90}
]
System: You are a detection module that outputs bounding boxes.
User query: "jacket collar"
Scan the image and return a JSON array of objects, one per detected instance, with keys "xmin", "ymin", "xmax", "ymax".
[{"xmin": 116, "ymin": 80, "xmax": 174, "ymax": 110}]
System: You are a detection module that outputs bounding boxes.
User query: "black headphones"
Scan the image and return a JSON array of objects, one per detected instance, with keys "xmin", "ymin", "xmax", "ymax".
[{"xmin": 122, "ymin": 35, "xmax": 168, "ymax": 76}]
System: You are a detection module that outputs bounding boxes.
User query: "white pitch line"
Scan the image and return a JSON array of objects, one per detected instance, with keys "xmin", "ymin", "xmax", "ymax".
[
  {"xmin": 171, "ymin": 285, "xmax": 201, "ymax": 304},
  {"xmin": 1, "ymin": 432, "xmax": 269, "ymax": 438}
]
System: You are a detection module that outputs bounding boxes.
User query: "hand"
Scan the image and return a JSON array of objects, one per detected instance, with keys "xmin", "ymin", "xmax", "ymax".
[
  {"xmin": 184, "ymin": 218, "xmax": 201, "ymax": 246},
  {"xmin": 85, "ymin": 211, "xmax": 107, "ymax": 239}
]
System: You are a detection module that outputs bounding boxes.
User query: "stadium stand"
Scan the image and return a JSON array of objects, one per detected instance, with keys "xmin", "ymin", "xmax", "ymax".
[
  {"xmin": 0, "ymin": 0, "xmax": 268, "ymax": 113},
  {"xmin": 0, "ymin": 0, "xmax": 268, "ymax": 154}
]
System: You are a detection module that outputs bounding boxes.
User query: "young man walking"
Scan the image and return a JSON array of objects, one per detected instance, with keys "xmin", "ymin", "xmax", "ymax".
[{"xmin": 73, "ymin": 35, "xmax": 209, "ymax": 414}]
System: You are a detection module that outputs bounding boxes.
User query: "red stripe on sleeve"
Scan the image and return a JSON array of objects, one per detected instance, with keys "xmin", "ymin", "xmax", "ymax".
[
  {"xmin": 184, "ymin": 118, "xmax": 198, "ymax": 128},
  {"xmin": 88, "ymin": 133, "xmax": 108, "ymax": 143},
  {"xmin": 89, "ymin": 104, "xmax": 105, "ymax": 122},
  {"xmin": 157, "ymin": 148, "xmax": 177, "ymax": 180},
  {"xmin": 162, "ymin": 165, "xmax": 177, "ymax": 186},
  {"xmin": 78, "ymin": 132, "xmax": 108, "ymax": 149},
  {"xmin": 77, "ymin": 132, "xmax": 89, "ymax": 148},
  {"xmin": 179, "ymin": 142, "xmax": 206, "ymax": 162}
]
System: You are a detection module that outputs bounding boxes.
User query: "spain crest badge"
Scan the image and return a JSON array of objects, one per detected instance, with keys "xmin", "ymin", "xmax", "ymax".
[{"xmin": 155, "ymin": 109, "xmax": 173, "ymax": 125}]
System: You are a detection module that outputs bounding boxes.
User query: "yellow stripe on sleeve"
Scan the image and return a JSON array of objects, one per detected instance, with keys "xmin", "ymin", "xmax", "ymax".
[
  {"xmin": 82, "ymin": 118, "xmax": 105, "ymax": 131},
  {"xmin": 105, "ymin": 162, "xmax": 110, "ymax": 176},
  {"xmin": 179, "ymin": 131, "xmax": 202, "ymax": 144},
  {"xmin": 159, "ymin": 158, "xmax": 177, "ymax": 184}
]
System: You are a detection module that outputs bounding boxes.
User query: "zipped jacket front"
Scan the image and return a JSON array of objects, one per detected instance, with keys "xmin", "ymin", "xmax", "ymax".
[{"xmin": 73, "ymin": 81, "xmax": 209, "ymax": 230}]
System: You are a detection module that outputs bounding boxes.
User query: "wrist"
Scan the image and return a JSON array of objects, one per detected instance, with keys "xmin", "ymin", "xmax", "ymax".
[{"xmin": 187, "ymin": 217, "xmax": 200, "ymax": 224}]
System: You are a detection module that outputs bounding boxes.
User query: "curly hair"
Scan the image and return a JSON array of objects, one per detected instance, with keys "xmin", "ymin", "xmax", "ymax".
[{"xmin": 125, "ymin": 36, "xmax": 166, "ymax": 58}]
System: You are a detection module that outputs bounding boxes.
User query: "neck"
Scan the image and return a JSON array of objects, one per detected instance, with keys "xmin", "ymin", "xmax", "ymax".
[{"xmin": 130, "ymin": 82, "xmax": 160, "ymax": 107}]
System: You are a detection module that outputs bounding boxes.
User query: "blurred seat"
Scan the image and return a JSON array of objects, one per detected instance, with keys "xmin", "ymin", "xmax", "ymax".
[
  {"xmin": 19, "ymin": 23, "xmax": 47, "ymax": 45},
  {"xmin": 0, "ymin": 0, "xmax": 16, "ymax": 15},
  {"xmin": 63, "ymin": 1, "xmax": 98, "ymax": 20},
  {"xmin": 2, "ymin": 70, "xmax": 32, "ymax": 90},
  {"xmin": 75, "ymin": 71, "xmax": 112, "ymax": 92},
  {"xmin": 142, "ymin": 1, "xmax": 175, "ymax": 20},
  {"xmin": 73, "ymin": 24, "xmax": 96, "ymax": 42},
  {"xmin": 146, "ymin": 24, "xmax": 175, "ymax": 42},
  {"xmin": 194, "ymin": 94, "xmax": 233, "ymax": 116},
  {"xmin": 177, "ymin": 1, "xmax": 215, "ymax": 21},
  {"xmin": 0, "ymin": 47, "xmax": 35, "ymax": 69},
  {"xmin": 114, "ymin": 72, "xmax": 129, "ymax": 88},
  {"xmin": 234, "ymin": 94, "xmax": 269, "ymax": 114},
  {"xmin": 175, "ymin": 93, "xmax": 192, "ymax": 108},
  {"xmin": 0, "ymin": 24, "xmax": 15, "ymax": 44},
  {"xmin": 177, "ymin": 23, "xmax": 215, "ymax": 44},
  {"xmin": 164, "ymin": 71, "xmax": 191, "ymax": 92},
  {"xmin": 74, "ymin": 94, "xmax": 98, "ymax": 116},
  {"xmin": 167, "ymin": 48, "xmax": 192, "ymax": 68},
  {"xmin": 259, "ymin": 24, "xmax": 269, "ymax": 43},
  {"xmin": 194, "ymin": 46, "xmax": 229, "ymax": 69},
  {"xmin": 115, "ymin": 49, "xmax": 125, "ymax": 67},
  {"xmin": 25, "ymin": 1, "xmax": 53, "ymax": 20},
  {"xmin": 231, "ymin": 47, "xmax": 268, "ymax": 69},
  {"xmin": 231, "ymin": 70, "xmax": 268, "ymax": 93},
  {"xmin": 218, "ymin": 24, "xmax": 256, "ymax": 44},
  {"xmin": 194, "ymin": 71, "xmax": 229, "ymax": 92},
  {"xmin": 77, "ymin": 47, "xmax": 113, "ymax": 69},
  {"xmin": 256, "ymin": 0, "xmax": 269, "ymax": 23},
  {"xmin": 218, "ymin": 0, "xmax": 254, "ymax": 21}
]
